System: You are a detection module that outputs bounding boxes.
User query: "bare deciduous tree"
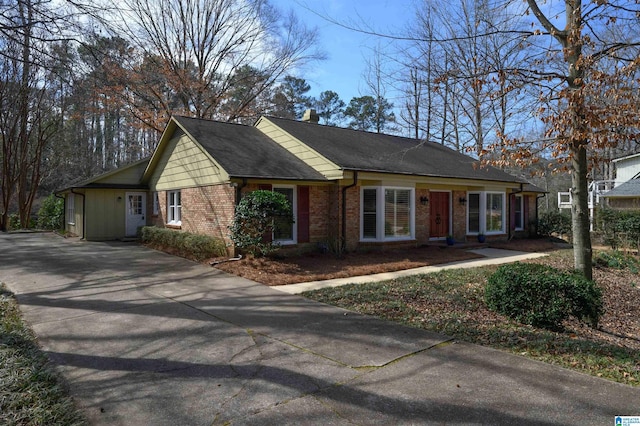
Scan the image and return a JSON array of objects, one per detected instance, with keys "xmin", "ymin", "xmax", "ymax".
[{"xmin": 104, "ymin": 0, "xmax": 324, "ymax": 129}]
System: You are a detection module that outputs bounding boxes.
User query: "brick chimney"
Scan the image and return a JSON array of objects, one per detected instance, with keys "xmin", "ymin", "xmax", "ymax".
[{"xmin": 302, "ymin": 109, "xmax": 319, "ymax": 124}]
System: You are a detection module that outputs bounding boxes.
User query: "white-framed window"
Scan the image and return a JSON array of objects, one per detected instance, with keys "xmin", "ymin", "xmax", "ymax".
[
  {"xmin": 467, "ymin": 191, "xmax": 505, "ymax": 235},
  {"xmin": 66, "ymin": 193, "xmax": 75, "ymax": 225},
  {"xmin": 167, "ymin": 191, "xmax": 181, "ymax": 225},
  {"xmin": 360, "ymin": 186, "xmax": 414, "ymax": 241},
  {"xmin": 152, "ymin": 192, "xmax": 159, "ymax": 216},
  {"xmin": 514, "ymin": 194, "xmax": 524, "ymax": 230},
  {"xmin": 486, "ymin": 192, "xmax": 504, "ymax": 233},
  {"xmin": 273, "ymin": 185, "xmax": 297, "ymax": 244}
]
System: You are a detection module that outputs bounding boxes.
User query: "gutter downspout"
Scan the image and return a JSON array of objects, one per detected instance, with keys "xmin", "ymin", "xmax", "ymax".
[
  {"xmin": 70, "ymin": 189, "xmax": 85, "ymax": 239},
  {"xmin": 341, "ymin": 171, "xmax": 358, "ymax": 252}
]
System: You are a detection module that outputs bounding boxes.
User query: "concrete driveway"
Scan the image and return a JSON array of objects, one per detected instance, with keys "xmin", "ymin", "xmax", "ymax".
[{"xmin": 1, "ymin": 232, "xmax": 638, "ymax": 425}]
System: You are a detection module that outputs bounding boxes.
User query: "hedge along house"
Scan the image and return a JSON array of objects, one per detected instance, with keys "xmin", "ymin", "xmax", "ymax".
[{"xmin": 59, "ymin": 112, "xmax": 543, "ymax": 251}]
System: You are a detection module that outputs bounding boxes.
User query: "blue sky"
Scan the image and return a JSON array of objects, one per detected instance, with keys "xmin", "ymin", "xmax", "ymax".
[{"xmin": 271, "ymin": 0, "xmax": 415, "ymax": 105}]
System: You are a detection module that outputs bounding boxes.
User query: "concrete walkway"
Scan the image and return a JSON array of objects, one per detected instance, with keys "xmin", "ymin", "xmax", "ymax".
[
  {"xmin": 273, "ymin": 247, "xmax": 549, "ymax": 294},
  {"xmin": 1, "ymin": 232, "xmax": 638, "ymax": 425}
]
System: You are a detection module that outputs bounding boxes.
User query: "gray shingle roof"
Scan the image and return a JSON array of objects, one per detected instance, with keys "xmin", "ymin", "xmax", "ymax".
[
  {"xmin": 266, "ymin": 117, "xmax": 524, "ymax": 183},
  {"xmin": 174, "ymin": 116, "xmax": 326, "ymax": 181},
  {"xmin": 602, "ymin": 179, "xmax": 640, "ymax": 197}
]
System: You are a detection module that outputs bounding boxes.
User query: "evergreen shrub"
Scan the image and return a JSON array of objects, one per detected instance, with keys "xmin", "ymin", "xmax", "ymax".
[
  {"xmin": 485, "ymin": 263, "xmax": 603, "ymax": 330},
  {"xmin": 36, "ymin": 194, "xmax": 64, "ymax": 230},
  {"xmin": 140, "ymin": 226, "xmax": 227, "ymax": 261},
  {"xmin": 537, "ymin": 211, "xmax": 571, "ymax": 237},
  {"xmin": 229, "ymin": 190, "xmax": 293, "ymax": 256}
]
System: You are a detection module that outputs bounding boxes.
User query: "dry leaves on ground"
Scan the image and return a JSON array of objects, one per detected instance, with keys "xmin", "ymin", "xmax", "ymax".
[{"xmin": 212, "ymin": 238, "xmax": 561, "ymax": 286}]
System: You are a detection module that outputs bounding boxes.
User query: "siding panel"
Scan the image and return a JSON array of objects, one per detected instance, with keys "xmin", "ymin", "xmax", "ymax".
[{"xmin": 150, "ymin": 133, "xmax": 227, "ymax": 191}]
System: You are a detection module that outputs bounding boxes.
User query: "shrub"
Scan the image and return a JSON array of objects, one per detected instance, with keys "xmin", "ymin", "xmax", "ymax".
[
  {"xmin": 8, "ymin": 213, "xmax": 21, "ymax": 230},
  {"xmin": 229, "ymin": 190, "xmax": 293, "ymax": 256},
  {"xmin": 36, "ymin": 194, "xmax": 64, "ymax": 230},
  {"xmin": 594, "ymin": 250, "xmax": 640, "ymax": 274},
  {"xmin": 485, "ymin": 263, "xmax": 603, "ymax": 330},
  {"xmin": 140, "ymin": 226, "xmax": 227, "ymax": 261},
  {"xmin": 596, "ymin": 208, "xmax": 640, "ymax": 252},
  {"xmin": 537, "ymin": 211, "xmax": 571, "ymax": 237}
]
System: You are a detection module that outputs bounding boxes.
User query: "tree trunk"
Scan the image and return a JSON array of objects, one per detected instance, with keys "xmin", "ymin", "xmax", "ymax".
[{"xmin": 571, "ymin": 142, "xmax": 593, "ymax": 280}]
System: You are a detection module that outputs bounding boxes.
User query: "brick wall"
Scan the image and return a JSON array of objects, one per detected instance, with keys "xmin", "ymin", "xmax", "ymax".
[
  {"xmin": 181, "ymin": 185, "xmax": 236, "ymax": 246},
  {"xmin": 452, "ymin": 190, "xmax": 468, "ymax": 241},
  {"xmin": 233, "ymin": 183, "xmax": 345, "ymax": 254},
  {"xmin": 343, "ymin": 185, "xmax": 360, "ymax": 251},
  {"xmin": 415, "ymin": 188, "xmax": 430, "ymax": 244},
  {"xmin": 149, "ymin": 191, "xmax": 166, "ymax": 228},
  {"xmin": 150, "ymin": 185, "xmax": 235, "ymax": 250},
  {"xmin": 308, "ymin": 185, "xmax": 333, "ymax": 243}
]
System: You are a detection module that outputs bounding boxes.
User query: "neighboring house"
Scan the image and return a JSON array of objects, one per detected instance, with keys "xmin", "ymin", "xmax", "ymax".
[
  {"xmin": 558, "ymin": 153, "xmax": 640, "ymax": 229},
  {"xmin": 601, "ymin": 153, "xmax": 640, "ymax": 210},
  {"xmin": 601, "ymin": 179, "xmax": 640, "ymax": 210},
  {"xmin": 57, "ymin": 111, "xmax": 544, "ymax": 252}
]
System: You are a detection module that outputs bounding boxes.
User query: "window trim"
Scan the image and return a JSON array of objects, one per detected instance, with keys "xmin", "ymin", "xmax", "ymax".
[
  {"xmin": 466, "ymin": 191, "xmax": 506, "ymax": 235},
  {"xmin": 360, "ymin": 186, "xmax": 415, "ymax": 242},
  {"xmin": 485, "ymin": 192, "xmax": 505, "ymax": 234},
  {"xmin": 167, "ymin": 190, "xmax": 181, "ymax": 226},
  {"xmin": 273, "ymin": 185, "xmax": 297, "ymax": 245}
]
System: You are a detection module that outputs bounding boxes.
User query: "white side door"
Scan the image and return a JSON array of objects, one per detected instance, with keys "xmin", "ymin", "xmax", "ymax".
[{"xmin": 125, "ymin": 192, "xmax": 146, "ymax": 237}]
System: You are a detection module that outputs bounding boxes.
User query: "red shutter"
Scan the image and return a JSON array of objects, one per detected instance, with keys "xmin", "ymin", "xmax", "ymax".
[
  {"xmin": 510, "ymin": 194, "xmax": 516, "ymax": 230},
  {"xmin": 297, "ymin": 186, "xmax": 310, "ymax": 243},
  {"xmin": 523, "ymin": 195, "xmax": 530, "ymax": 230}
]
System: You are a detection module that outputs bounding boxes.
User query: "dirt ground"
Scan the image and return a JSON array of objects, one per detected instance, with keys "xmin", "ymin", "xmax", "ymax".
[{"xmin": 213, "ymin": 238, "xmax": 562, "ymax": 286}]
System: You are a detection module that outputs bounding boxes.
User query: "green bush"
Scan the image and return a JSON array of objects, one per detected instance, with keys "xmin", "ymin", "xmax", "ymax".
[
  {"xmin": 537, "ymin": 211, "xmax": 571, "ymax": 237},
  {"xmin": 229, "ymin": 190, "xmax": 293, "ymax": 256},
  {"xmin": 8, "ymin": 213, "xmax": 22, "ymax": 230},
  {"xmin": 485, "ymin": 263, "xmax": 603, "ymax": 330},
  {"xmin": 594, "ymin": 250, "xmax": 640, "ymax": 274},
  {"xmin": 36, "ymin": 194, "xmax": 64, "ymax": 230},
  {"xmin": 596, "ymin": 208, "xmax": 640, "ymax": 251},
  {"xmin": 140, "ymin": 226, "xmax": 227, "ymax": 261}
]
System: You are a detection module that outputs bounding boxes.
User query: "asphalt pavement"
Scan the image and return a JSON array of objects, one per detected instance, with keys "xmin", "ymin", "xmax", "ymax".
[{"xmin": 1, "ymin": 232, "xmax": 638, "ymax": 425}]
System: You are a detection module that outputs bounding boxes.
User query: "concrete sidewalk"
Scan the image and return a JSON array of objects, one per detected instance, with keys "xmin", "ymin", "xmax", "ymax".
[
  {"xmin": 273, "ymin": 247, "xmax": 549, "ymax": 294},
  {"xmin": 1, "ymin": 233, "xmax": 638, "ymax": 425}
]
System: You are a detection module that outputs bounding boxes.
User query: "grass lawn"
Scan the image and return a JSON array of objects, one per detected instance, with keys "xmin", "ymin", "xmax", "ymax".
[
  {"xmin": 0, "ymin": 284, "xmax": 86, "ymax": 426},
  {"xmin": 303, "ymin": 249, "xmax": 640, "ymax": 387}
]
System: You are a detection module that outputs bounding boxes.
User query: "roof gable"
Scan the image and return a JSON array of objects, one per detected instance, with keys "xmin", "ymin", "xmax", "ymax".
[
  {"xmin": 255, "ymin": 116, "xmax": 343, "ymax": 179},
  {"xmin": 262, "ymin": 116, "xmax": 523, "ymax": 184},
  {"xmin": 143, "ymin": 116, "xmax": 327, "ymax": 184},
  {"xmin": 57, "ymin": 157, "xmax": 150, "ymax": 192},
  {"xmin": 603, "ymin": 179, "xmax": 640, "ymax": 197}
]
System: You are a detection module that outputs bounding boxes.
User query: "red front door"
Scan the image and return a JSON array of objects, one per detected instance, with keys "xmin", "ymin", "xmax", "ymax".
[{"xmin": 430, "ymin": 192, "xmax": 450, "ymax": 238}]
